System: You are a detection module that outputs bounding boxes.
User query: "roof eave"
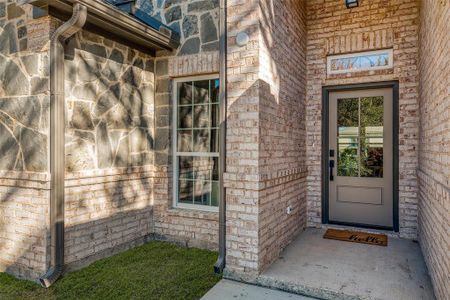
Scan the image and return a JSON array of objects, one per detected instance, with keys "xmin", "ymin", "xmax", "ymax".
[{"xmin": 20, "ymin": 0, "xmax": 180, "ymax": 53}]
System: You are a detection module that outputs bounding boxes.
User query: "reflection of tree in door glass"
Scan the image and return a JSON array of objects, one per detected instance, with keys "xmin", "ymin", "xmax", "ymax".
[
  {"xmin": 361, "ymin": 97, "xmax": 384, "ymax": 178},
  {"xmin": 337, "ymin": 96, "xmax": 384, "ymax": 178},
  {"xmin": 337, "ymin": 98, "xmax": 359, "ymax": 177}
]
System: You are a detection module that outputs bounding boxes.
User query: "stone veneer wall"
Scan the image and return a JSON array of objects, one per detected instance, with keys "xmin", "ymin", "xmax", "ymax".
[
  {"xmin": 63, "ymin": 29, "xmax": 156, "ymax": 265},
  {"xmin": 62, "ymin": 0, "xmax": 223, "ymax": 264},
  {"xmin": 417, "ymin": 0, "xmax": 449, "ymax": 299},
  {"xmin": 147, "ymin": 0, "xmax": 221, "ymax": 249},
  {"xmin": 0, "ymin": 2, "xmax": 52, "ymax": 279},
  {"xmin": 1, "ymin": 0, "xmax": 222, "ymax": 280},
  {"xmin": 306, "ymin": 0, "xmax": 421, "ymax": 239},
  {"xmin": 224, "ymin": 0, "xmax": 307, "ymax": 274},
  {"xmin": 138, "ymin": 0, "xmax": 220, "ymax": 55}
]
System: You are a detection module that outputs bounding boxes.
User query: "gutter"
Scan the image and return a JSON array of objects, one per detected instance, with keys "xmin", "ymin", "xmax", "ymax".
[
  {"xmin": 40, "ymin": 3, "xmax": 87, "ymax": 288},
  {"xmin": 21, "ymin": 0, "xmax": 179, "ymax": 52},
  {"xmin": 214, "ymin": 0, "xmax": 227, "ymax": 274}
]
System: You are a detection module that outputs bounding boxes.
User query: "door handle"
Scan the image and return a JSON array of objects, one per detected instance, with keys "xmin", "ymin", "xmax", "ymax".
[{"xmin": 329, "ymin": 160, "xmax": 335, "ymax": 181}]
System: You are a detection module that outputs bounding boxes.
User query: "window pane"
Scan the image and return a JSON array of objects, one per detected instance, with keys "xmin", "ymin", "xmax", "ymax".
[
  {"xmin": 194, "ymin": 180, "xmax": 211, "ymax": 205},
  {"xmin": 194, "ymin": 104, "xmax": 209, "ymax": 128},
  {"xmin": 178, "ymin": 156, "xmax": 193, "ymax": 179},
  {"xmin": 212, "ymin": 157, "xmax": 219, "ymax": 181},
  {"xmin": 177, "ymin": 130, "xmax": 192, "ymax": 152},
  {"xmin": 194, "ymin": 80, "xmax": 210, "ymax": 104},
  {"xmin": 194, "ymin": 157, "xmax": 212, "ymax": 180},
  {"xmin": 178, "ymin": 82, "xmax": 193, "ymax": 105},
  {"xmin": 328, "ymin": 50, "xmax": 392, "ymax": 75},
  {"xmin": 178, "ymin": 179, "xmax": 193, "ymax": 204},
  {"xmin": 175, "ymin": 78, "xmax": 219, "ymax": 208},
  {"xmin": 178, "ymin": 106, "xmax": 192, "ymax": 129},
  {"xmin": 193, "ymin": 129, "xmax": 209, "ymax": 152},
  {"xmin": 211, "ymin": 181, "xmax": 219, "ymax": 206},
  {"xmin": 211, "ymin": 104, "xmax": 219, "ymax": 128},
  {"xmin": 210, "ymin": 129, "xmax": 219, "ymax": 153},
  {"xmin": 211, "ymin": 79, "xmax": 220, "ymax": 103}
]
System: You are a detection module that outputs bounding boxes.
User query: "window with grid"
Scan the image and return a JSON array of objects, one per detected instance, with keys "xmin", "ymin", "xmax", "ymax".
[{"xmin": 173, "ymin": 77, "xmax": 220, "ymax": 209}]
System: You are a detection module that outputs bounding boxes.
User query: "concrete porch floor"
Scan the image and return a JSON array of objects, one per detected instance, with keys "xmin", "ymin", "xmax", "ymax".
[{"xmin": 228, "ymin": 228, "xmax": 435, "ymax": 300}]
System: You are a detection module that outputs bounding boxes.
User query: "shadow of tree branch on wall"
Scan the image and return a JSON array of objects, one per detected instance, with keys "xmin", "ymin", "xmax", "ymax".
[
  {"xmin": 1, "ymin": 24, "xmax": 156, "ymax": 281},
  {"xmin": 0, "ymin": 7, "xmax": 52, "ymax": 279},
  {"xmin": 224, "ymin": 0, "xmax": 308, "ymax": 272},
  {"xmin": 62, "ymin": 30, "xmax": 156, "ymax": 269}
]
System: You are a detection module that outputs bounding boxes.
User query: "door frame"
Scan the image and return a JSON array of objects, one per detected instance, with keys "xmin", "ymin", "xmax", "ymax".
[{"xmin": 321, "ymin": 81, "xmax": 399, "ymax": 232}]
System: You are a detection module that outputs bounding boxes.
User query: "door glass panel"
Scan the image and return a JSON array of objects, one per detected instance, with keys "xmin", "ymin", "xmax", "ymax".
[
  {"xmin": 338, "ymin": 137, "xmax": 359, "ymax": 177},
  {"xmin": 360, "ymin": 97, "xmax": 384, "ymax": 177},
  {"xmin": 336, "ymin": 96, "xmax": 384, "ymax": 178},
  {"xmin": 337, "ymin": 98, "xmax": 359, "ymax": 177},
  {"xmin": 337, "ymin": 98, "xmax": 359, "ymax": 128}
]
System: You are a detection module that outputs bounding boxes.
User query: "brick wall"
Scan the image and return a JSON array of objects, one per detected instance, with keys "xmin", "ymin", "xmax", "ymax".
[
  {"xmin": 306, "ymin": 0, "xmax": 420, "ymax": 239},
  {"xmin": 257, "ymin": 0, "xmax": 307, "ymax": 271},
  {"xmin": 150, "ymin": 0, "xmax": 220, "ymax": 249},
  {"xmin": 417, "ymin": 0, "xmax": 450, "ymax": 299},
  {"xmin": 224, "ymin": 0, "xmax": 262, "ymax": 274},
  {"xmin": 225, "ymin": 0, "xmax": 307, "ymax": 274},
  {"xmin": 151, "ymin": 56, "xmax": 220, "ymax": 249},
  {"xmin": 64, "ymin": 167, "xmax": 154, "ymax": 265},
  {"xmin": 0, "ymin": 172, "xmax": 50, "ymax": 280}
]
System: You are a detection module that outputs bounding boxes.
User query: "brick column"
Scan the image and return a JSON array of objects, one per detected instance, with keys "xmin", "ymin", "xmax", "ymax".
[
  {"xmin": 224, "ymin": 0, "xmax": 262, "ymax": 274},
  {"xmin": 225, "ymin": 0, "xmax": 307, "ymax": 275}
]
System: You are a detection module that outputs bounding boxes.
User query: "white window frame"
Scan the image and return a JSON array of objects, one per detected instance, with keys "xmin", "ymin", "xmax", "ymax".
[
  {"xmin": 327, "ymin": 49, "xmax": 394, "ymax": 75},
  {"xmin": 172, "ymin": 74, "xmax": 220, "ymax": 212}
]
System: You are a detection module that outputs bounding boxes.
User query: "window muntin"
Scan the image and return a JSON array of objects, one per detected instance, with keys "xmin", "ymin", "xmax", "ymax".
[{"xmin": 174, "ymin": 77, "xmax": 220, "ymax": 209}]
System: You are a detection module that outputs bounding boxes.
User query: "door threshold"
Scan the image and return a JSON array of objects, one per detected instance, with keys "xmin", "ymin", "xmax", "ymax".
[{"xmin": 321, "ymin": 223, "xmax": 400, "ymax": 238}]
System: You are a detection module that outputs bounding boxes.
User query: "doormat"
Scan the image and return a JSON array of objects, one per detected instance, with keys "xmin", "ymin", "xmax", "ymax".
[{"xmin": 323, "ymin": 229, "xmax": 388, "ymax": 246}]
